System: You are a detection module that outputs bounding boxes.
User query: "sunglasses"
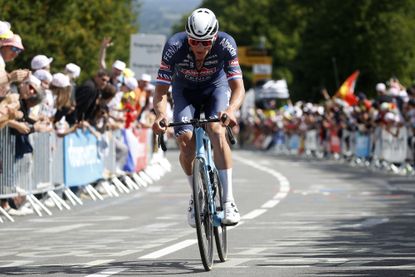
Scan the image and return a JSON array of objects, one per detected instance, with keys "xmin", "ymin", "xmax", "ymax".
[
  {"xmin": 188, "ymin": 38, "xmax": 214, "ymax": 47},
  {"xmin": 10, "ymin": 46, "xmax": 22, "ymax": 54}
]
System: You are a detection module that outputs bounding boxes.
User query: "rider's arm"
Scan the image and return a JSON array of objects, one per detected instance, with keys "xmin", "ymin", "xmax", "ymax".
[
  {"xmin": 154, "ymin": 84, "xmax": 169, "ymax": 119},
  {"xmin": 227, "ymin": 78, "xmax": 245, "ymax": 113},
  {"xmin": 221, "ymin": 34, "xmax": 246, "ymax": 126},
  {"xmin": 152, "ymin": 84, "xmax": 170, "ymax": 134}
]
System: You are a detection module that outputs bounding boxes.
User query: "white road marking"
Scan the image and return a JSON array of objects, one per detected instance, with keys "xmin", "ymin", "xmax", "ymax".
[
  {"xmin": 236, "ymin": 247, "xmax": 267, "ymax": 255},
  {"xmin": 262, "ymin": 199, "xmax": 280, "ymax": 208},
  {"xmin": 138, "ymin": 239, "xmax": 197, "ymax": 259},
  {"xmin": 85, "ymin": 267, "xmax": 128, "ymax": 277},
  {"xmin": 241, "ymin": 209, "xmax": 267, "ymax": 219},
  {"xmin": 234, "ymin": 154, "xmax": 291, "ymax": 220},
  {"xmin": 36, "ymin": 223, "xmax": 93, "ymax": 233}
]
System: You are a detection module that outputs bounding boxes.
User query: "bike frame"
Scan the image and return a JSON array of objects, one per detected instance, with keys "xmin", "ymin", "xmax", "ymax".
[{"xmin": 194, "ymin": 125, "xmax": 224, "ymax": 227}]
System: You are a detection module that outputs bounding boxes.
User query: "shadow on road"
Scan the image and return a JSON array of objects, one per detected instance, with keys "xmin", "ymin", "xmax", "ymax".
[{"xmin": 0, "ymin": 259, "xmax": 208, "ymax": 276}]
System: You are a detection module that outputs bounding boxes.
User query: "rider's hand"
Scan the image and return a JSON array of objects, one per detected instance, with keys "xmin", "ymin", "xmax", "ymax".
[
  {"xmin": 152, "ymin": 115, "xmax": 168, "ymax": 135},
  {"xmin": 218, "ymin": 109, "xmax": 237, "ymax": 127}
]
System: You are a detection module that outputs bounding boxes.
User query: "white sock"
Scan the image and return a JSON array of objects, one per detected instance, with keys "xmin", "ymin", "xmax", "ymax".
[
  {"xmin": 219, "ymin": 169, "xmax": 234, "ymax": 203},
  {"xmin": 186, "ymin": 175, "xmax": 193, "ymax": 197}
]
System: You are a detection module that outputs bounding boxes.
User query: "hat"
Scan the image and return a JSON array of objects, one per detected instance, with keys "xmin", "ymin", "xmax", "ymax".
[
  {"xmin": 51, "ymin": 73, "xmax": 70, "ymax": 88},
  {"xmin": 123, "ymin": 68, "xmax": 135, "ymax": 78},
  {"xmin": 24, "ymin": 75, "xmax": 43, "ymax": 94},
  {"xmin": 112, "ymin": 60, "xmax": 126, "ymax": 71},
  {"xmin": 123, "ymin": 76, "xmax": 138, "ymax": 90},
  {"xmin": 31, "ymin": 54, "xmax": 53, "ymax": 70},
  {"xmin": 0, "ymin": 21, "xmax": 13, "ymax": 40},
  {"xmin": 140, "ymin": 73, "xmax": 151, "ymax": 82},
  {"xmin": 1, "ymin": 34, "xmax": 24, "ymax": 50},
  {"xmin": 65, "ymin": 63, "xmax": 81, "ymax": 78},
  {"xmin": 376, "ymin": 83, "xmax": 386, "ymax": 93},
  {"xmin": 384, "ymin": 112, "xmax": 396, "ymax": 122},
  {"xmin": 33, "ymin": 69, "xmax": 53, "ymax": 83}
]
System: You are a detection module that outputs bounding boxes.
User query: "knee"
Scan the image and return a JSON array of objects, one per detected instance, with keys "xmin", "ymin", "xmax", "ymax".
[
  {"xmin": 177, "ymin": 132, "xmax": 194, "ymax": 158},
  {"xmin": 208, "ymin": 124, "xmax": 226, "ymax": 143}
]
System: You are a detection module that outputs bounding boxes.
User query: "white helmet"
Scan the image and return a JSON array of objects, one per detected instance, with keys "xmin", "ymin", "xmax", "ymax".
[{"xmin": 186, "ymin": 8, "xmax": 219, "ymax": 40}]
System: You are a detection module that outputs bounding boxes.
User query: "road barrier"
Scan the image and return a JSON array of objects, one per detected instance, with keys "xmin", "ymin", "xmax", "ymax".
[{"xmin": 0, "ymin": 126, "xmax": 171, "ymax": 222}]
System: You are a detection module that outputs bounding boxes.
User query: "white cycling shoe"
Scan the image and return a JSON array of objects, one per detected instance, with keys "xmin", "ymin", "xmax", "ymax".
[
  {"xmin": 222, "ymin": 202, "xmax": 240, "ymax": 226},
  {"xmin": 187, "ymin": 197, "xmax": 196, "ymax": 228}
]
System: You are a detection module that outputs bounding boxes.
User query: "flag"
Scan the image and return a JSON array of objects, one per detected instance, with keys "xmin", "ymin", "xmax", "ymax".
[{"xmin": 336, "ymin": 70, "xmax": 359, "ymax": 105}]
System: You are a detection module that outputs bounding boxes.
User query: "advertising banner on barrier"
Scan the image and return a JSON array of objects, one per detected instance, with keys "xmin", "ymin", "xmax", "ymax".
[
  {"xmin": 64, "ymin": 129, "xmax": 104, "ymax": 187},
  {"xmin": 288, "ymin": 134, "xmax": 300, "ymax": 153},
  {"xmin": 355, "ymin": 132, "xmax": 371, "ymax": 158},
  {"xmin": 381, "ymin": 127, "xmax": 407, "ymax": 163},
  {"xmin": 134, "ymin": 128, "xmax": 149, "ymax": 172},
  {"xmin": 305, "ymin": 130, "xmax": 318, "ymax": 151},
  {"xmin": 329, "ymin": 130, "xmax": 341, "ymax": 153}
]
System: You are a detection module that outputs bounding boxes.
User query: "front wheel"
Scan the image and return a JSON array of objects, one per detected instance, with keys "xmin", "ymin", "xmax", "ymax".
[
  {"xmin": 193, "ymin": 158, "xmax": 214, "ymax": 271},
  {"xmin": 212, "ymin": 169, "xmax": 228, "ymax": 262}
]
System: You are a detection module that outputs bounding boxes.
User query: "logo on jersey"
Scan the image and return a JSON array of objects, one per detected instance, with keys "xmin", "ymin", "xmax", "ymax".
[
  {"xmin": 163, "ymin": 41, "xmax": 181, "ymax": 62},
  {"xmin": 181, "ymin": 67, "xmax": 217, "ymax": 76},
  {"xmin": 219, "ymin": 38, "xmax": 237, "ymax": 57},
  {"xmin": 205, "ymin": 60, "xmax": 218, "ymax": 66}
]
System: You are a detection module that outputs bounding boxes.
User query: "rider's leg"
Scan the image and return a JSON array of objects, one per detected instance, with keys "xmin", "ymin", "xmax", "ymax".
[
  {"xmin": 177, "ymin": 131, "xmax": 197, "ymax": 227},
  {"xmin": 208, "ymin": 123, "xmax": 234, "ymax": 202},
  {"xmin": 176, "ymin": 131, "xmax": 195, "ymax": 176}
]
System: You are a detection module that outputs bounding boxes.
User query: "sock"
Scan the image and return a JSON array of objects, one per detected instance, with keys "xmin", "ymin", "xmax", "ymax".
[
  {"xmin": 219, "ymin": 169, "xmax": 234, "ymax": 203},
  {"xmin": 186, "ymin": 175, "xmax": 193, "ymax": 197}
]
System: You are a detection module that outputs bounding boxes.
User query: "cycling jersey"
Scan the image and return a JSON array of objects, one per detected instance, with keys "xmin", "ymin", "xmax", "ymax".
[{"xmin": 156, "ymin": 31, "xmax": 243, "ymax": 88}]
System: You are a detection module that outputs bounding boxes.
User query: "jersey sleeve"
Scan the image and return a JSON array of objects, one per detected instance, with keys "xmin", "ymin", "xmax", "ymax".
[
  {"xmin": 220, "ymin": 35, "xmax": 243, "ymax": 81},
  {"xmin": 156, "ymin": 36, "xmax": 182, "ymax": 86}
]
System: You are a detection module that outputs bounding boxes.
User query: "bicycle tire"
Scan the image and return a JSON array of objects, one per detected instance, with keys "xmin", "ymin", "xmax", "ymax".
[
  {"xmin": 212, "ymin": 169, "xmax": 228, "ymax": 262},
  {"xmin": 193, "ymin": 158, "xmax": 214, "ymax": 271}
]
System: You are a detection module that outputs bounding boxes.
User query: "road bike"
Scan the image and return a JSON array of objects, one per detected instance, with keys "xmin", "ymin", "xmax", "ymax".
[{"xmin": 158, "ymin": 115, "xmax": 236, "ymax": 271}]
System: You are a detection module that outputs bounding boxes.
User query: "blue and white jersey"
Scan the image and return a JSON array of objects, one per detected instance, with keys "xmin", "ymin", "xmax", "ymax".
[{"xmin": 156, "ymin": 31, "xmax": 243, "ymax": 88}]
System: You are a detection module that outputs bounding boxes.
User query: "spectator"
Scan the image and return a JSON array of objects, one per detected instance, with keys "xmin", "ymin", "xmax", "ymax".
[
  {"xmin": 98, "ymin": 37, "xmax": 125, "ymax": 89},
  {"xmin": 64, "ymin": 62, "xmax": 81, "ymax": 96},
  {"xmin": 0, "ymin": 34, "xmax": 30, "ymax": 97},
  {"xmin": 7, "ymin": 75, "xmax": 49, "ymax": 158},
  {"xmin": 50, "ymin": 73, "xmax": 77, "ymax": 136},
  {"xmin": 120, "ymin": 76, "xmax": 138, "ymax": 128},
  {"xmin": 33, "ymin": 69, "xmax": 54, "ymax": 119},
  {"xmin": 75, "ymin": 69, "xmax": 110, "ymax": 122}
]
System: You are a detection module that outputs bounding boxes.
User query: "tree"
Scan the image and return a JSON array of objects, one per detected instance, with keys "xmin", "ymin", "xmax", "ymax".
[{"xmin": 0, "ymin": 0, "xmax": 138, "ymax": 81}]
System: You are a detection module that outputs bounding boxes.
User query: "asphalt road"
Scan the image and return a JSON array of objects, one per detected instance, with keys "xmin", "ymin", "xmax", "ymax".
[{"xmin": 1, "ymin": 149, "xmax": 415, "ymax": 276}]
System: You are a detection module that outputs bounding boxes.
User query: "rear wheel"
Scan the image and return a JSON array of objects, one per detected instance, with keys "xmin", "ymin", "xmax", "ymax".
[
  {"xmin": 213, "ymin": 169, "xmax": 228, "ymax": 262},
  {"xmin": 193, "ymin": 158, "xmax": 214, "ymax": 271}
]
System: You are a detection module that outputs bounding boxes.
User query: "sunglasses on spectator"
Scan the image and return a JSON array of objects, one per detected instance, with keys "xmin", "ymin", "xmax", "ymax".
[
  {"xmin": 188, "ymin": 38, "xmax": 214, "ymax": 47},
  {"xmin": 10, "ymin": 46, "xmax": 22, "ymax": 54}
]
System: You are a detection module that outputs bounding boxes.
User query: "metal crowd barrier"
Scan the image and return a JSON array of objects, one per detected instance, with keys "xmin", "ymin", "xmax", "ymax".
[
  {"xmin": 0, "ymin": 127, "xmax": 17, "ymax": 199},
  {"xmin": 270, "ymin": 125, "xmax": 415, "ymax": 175},
  {"xmin": 0, "ymin": 126, "xmax": 171, "ymax": 222}
]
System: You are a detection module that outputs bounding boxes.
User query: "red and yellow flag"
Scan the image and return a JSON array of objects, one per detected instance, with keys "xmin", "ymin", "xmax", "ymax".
[{"xmin": 336, "ymin": 70, "xmax": 359, "ymax": 105}]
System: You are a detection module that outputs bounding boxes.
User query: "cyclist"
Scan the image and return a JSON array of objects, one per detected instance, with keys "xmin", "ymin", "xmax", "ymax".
[{"xmin": 152, "ymin": 8, "xmax": 245, "ymax": 227}]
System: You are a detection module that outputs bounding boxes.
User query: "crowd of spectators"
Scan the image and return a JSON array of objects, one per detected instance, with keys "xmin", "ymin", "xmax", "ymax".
[
  {"xmin": 240, "ymin": 78, "xmax": 415, "ymax": 168},
  {"xmin": 0, "ymin": 22, "xmax": 157, "ymax": 216}
]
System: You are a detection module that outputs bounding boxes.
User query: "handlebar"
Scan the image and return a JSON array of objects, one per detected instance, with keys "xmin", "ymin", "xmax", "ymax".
[{"xmin": 157, "ymin": 114, "xmax": 237, "ymax": 151}]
